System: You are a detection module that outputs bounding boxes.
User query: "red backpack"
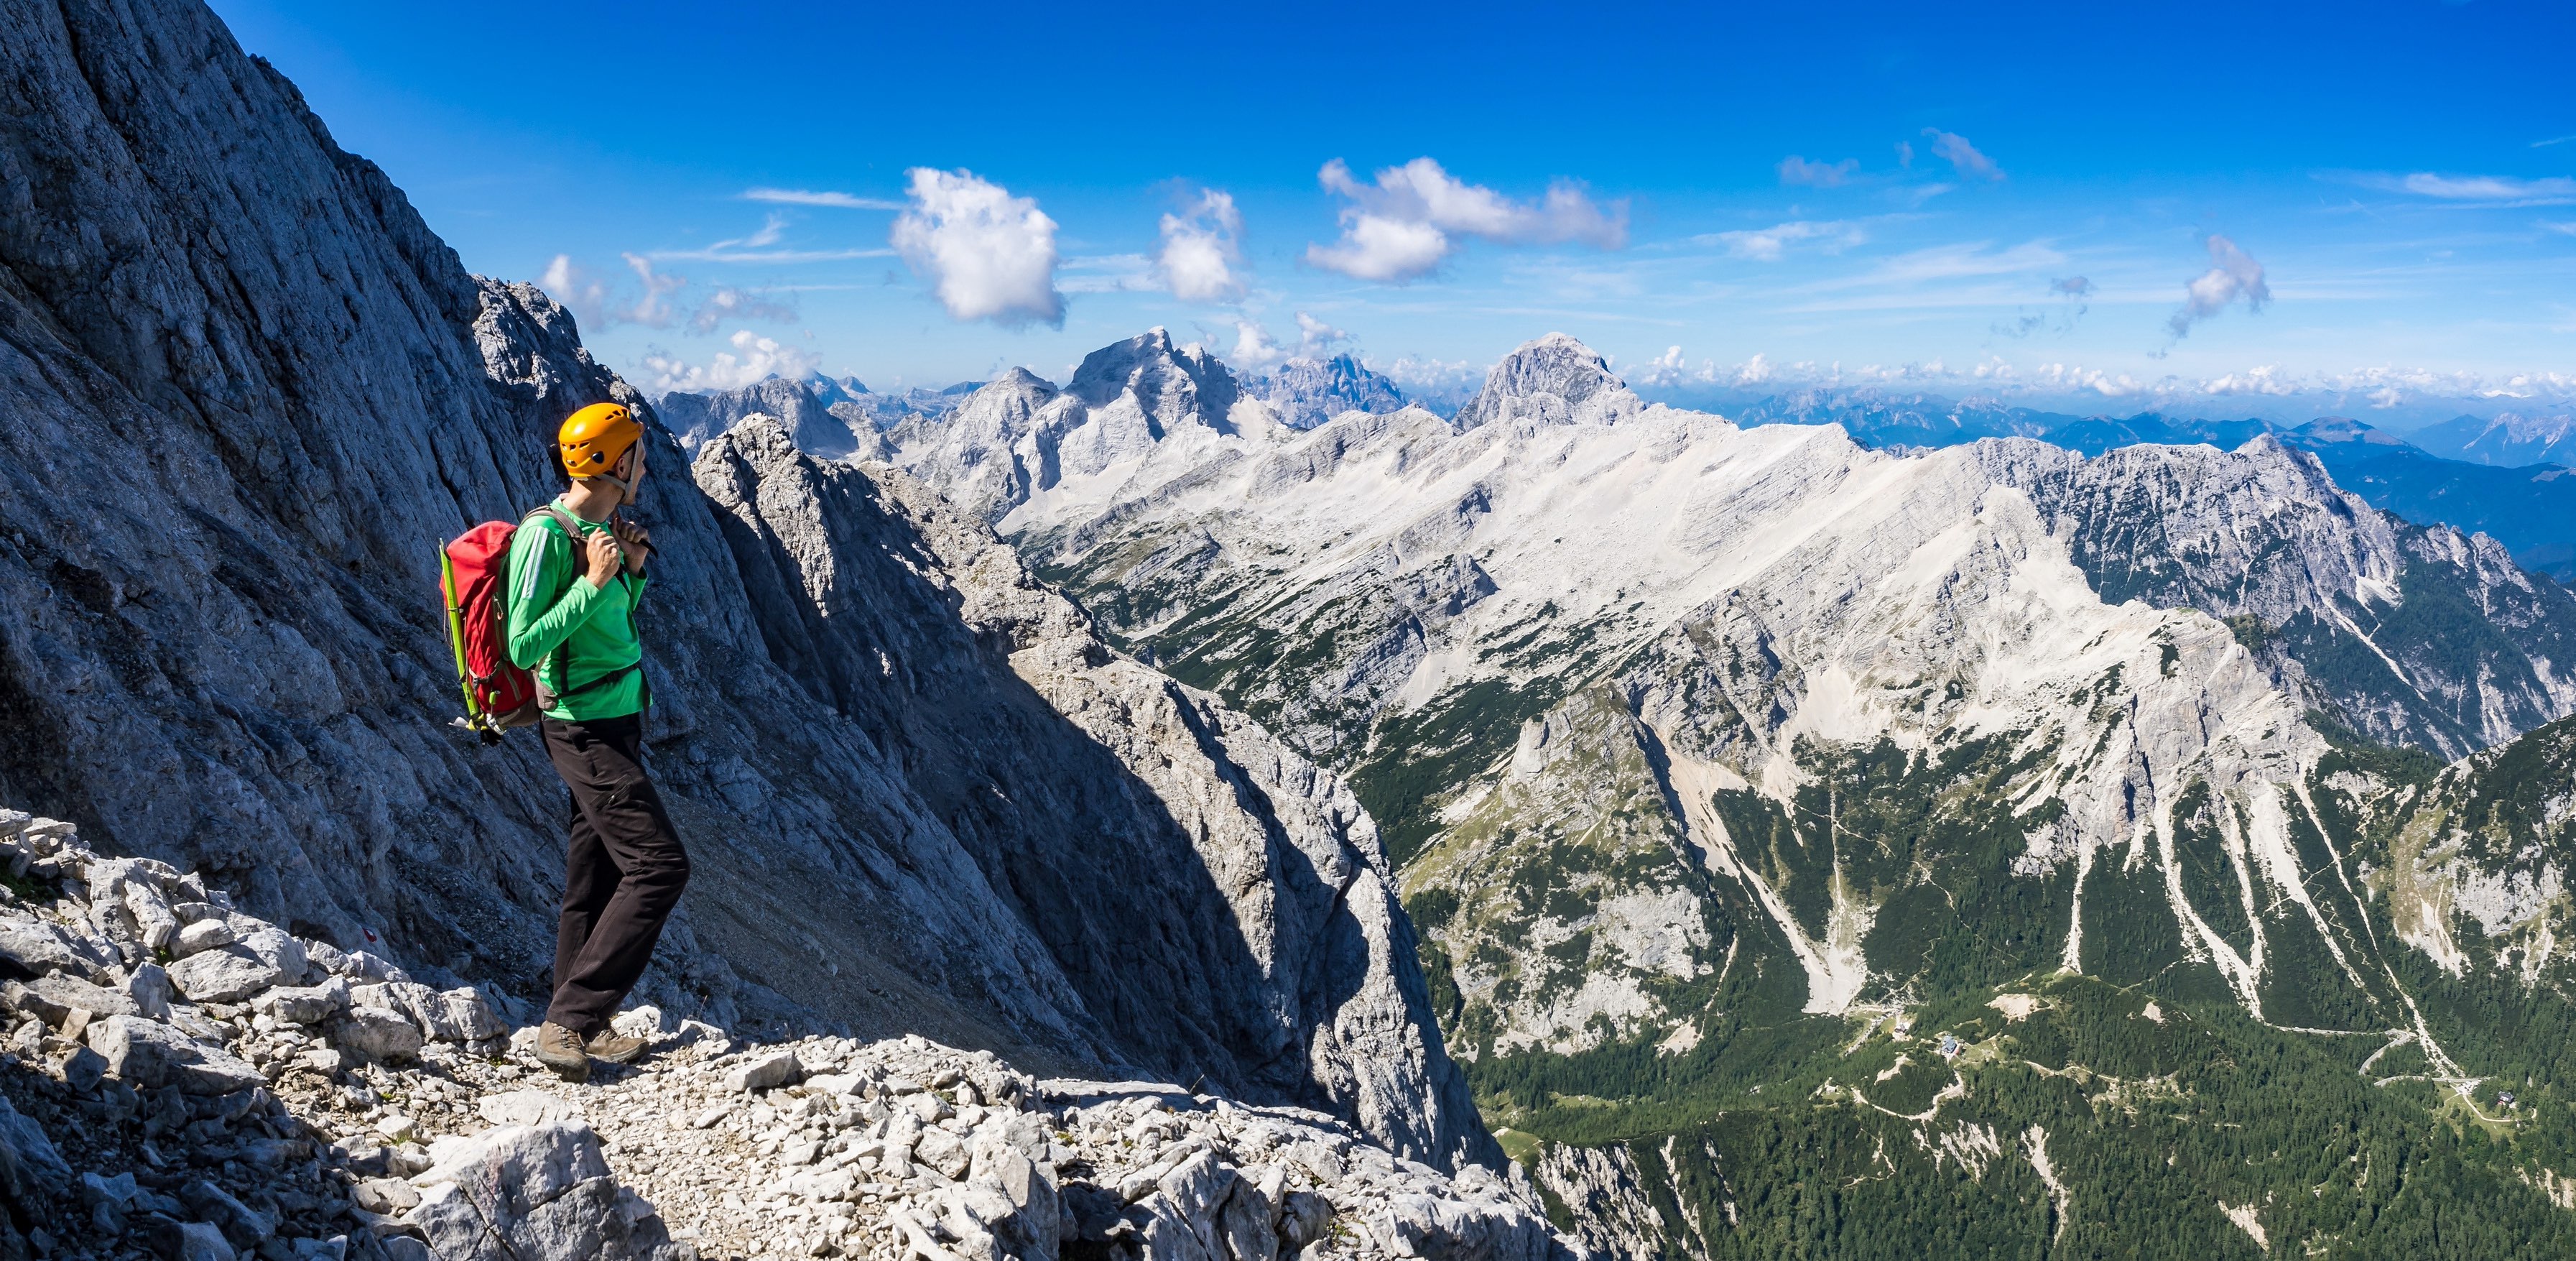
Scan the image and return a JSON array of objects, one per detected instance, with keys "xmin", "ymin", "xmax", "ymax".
[{"xmin": 440, "ymin": 507, "xmax": 578, "ymax": 738}]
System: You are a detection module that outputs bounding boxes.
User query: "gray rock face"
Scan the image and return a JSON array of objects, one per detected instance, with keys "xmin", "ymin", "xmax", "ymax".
[
  {"xmin": 693, "ymin": 417, "xmax": 1493, "ymax": 1170},
  {"xmin": 0, "ymin": 0, "xmax": 1485, "ymax": 1173},
  {"xmin": 1452, "ymin": 334, "xmax": 1639, "ymax": 431},
  {"xmin": 1254, "ymin": 355, "xmax": 1407, "ymax": 430},
  {"xmin": 891, "ymin": 329, "xmax": 1275, "ymax": 527},
  {"xmin": 1974, "ymin": 436, "xmax": 2576, "ymax": 754},
  {"xmin": 659, "ymin": 374, "xmax": 876, "ymax": 459}
]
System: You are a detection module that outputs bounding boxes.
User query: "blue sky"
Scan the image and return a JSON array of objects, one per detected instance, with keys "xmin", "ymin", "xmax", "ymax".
[{"xmin": 208, "ymin": 0, "xmax": 2576, "ymax": 420}]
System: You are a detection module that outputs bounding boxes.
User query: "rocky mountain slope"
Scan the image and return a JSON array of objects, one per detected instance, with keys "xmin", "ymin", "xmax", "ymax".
[
  {"xmin": 0, "ymin": 0, "xmax": 1488, "ymax": 1175},
  {"xmin": 659, "ymin": 376, "xmax": 966, "ymax": 461},
  {"xmin": 0, "ymin": 808, "xmax": 1573, "ymax": 1261},
  {"xmin": 1665, "ymin": 394, "xmax": 2576, "ymax": 581},
  {"xmin": 891, "ymin": 331, "xmax": 2576, "ymax": 1257},
  {"xmin": 2409, "ymin": 410, "xmax": 2576, "ymax": 468},
  {"xmin": 1251, "ymin": 357, "xmax": 1407, "ymax": 431}
]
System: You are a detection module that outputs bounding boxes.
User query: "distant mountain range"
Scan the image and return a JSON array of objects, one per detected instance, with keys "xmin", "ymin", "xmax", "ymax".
[
  {"xmin": 876, "ymin": 328, "xmax": 2576, "ymax": 1257},
  {"xmin": 1699, "ymin": 390, "xmax": 2576, "ymax": 582},
  {"xmin": 661, "ymin": 374, "xmax": 2575, "ymax": 584},
  {"xmin": 2409, "ymin": 410, "xmax": 2576, "ymax": 466}
]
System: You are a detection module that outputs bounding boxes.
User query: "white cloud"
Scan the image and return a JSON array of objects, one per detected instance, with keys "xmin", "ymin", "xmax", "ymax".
[
  {"xmin": 2544, "ymin": 221, "xmax": 2576, "ymax": 236},
  {"xmin": 1227, "ymin": 320, "xmax": 1287, "ymax": 370},
  {"xmin": 1778, "ymin": 156, "xmax": 1858, "ymax": 188},
  {"xmin": 1706, "ymin": 219, "xmax": 1868, "ymax": 261},
  {"xmin": 1922, "ymin": 129, "xmax": 2004, "ymax": 182},
  {"xmin": 743, "ymin": 187, "xmax": 905, "ymax": 210},
  {"xmin": 1638, "ymin": 350, "xmax": 2576, "ymax": 415},
  {"xmin": 641, "ymin": 328, "xmax": 820, "ymax": 394},
  {"xmin": 1220, "ymin": 311, "xmax": 1354, "ymax": 369},
  {"xmin": 1378, "ymin": 354, "xmax": 1479, "ymax": 391},
  {"xmin": 1156, "ymin": 189, "xmax": 1246, "ymax": 302},
  {"xmin": 2376, "ymin": 172, "xmax": 2576, "ymax": 201},
  {"xmin": 891, "ymin": 168, "xmax": 1065, "ymax": 327},
  {"xmin": 2199, "ymin": 364, "xmax": 2297, "ymax": 396},
  {"xmin": 688, "ymin": 287, "xmax": 797, "ymax": 333},
  {"xmin": 539, "ymin": 252, "xmax": 685, "ymax": 329},
  {"xmin": 1294, "ymin": 312, "xmax": 1350, "ymax": 354},
  {"xmin": 2167, "ymin": 234, "xmax": 2270, "ymax": 339},
  {"xmin": 1305, "ymin": 157, "xmax": 1626, "ymax": 282}
]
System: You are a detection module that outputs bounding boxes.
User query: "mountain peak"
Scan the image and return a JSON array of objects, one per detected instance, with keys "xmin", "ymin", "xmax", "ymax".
[
  {"xmin": 1257, "ymin": 353, "xmax": 1407, "ymax": 430},
  {"xmin": 1066, "ymin": 326, "xmax": 1242, "ymax": 432},
  {"xmin": 1453, "ymin": 333, "xmax": 1639, "ymax": 430}
]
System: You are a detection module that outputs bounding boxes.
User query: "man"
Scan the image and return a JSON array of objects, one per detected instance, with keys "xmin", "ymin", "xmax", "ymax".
[{"xmin": 506, "ymin": 401, "xmax": 689, "ymax": 1081}]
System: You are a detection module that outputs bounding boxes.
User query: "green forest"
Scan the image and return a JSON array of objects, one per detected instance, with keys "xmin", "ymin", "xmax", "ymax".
[{"xmin": 1420, "ymin": 715, "xmax": 2576, "ymax": 1260}]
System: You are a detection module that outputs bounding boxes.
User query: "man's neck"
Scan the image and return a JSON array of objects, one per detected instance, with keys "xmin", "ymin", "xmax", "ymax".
[{"xmin": 560, "ymin": 480, "xmax": 622, "ymax": 523}]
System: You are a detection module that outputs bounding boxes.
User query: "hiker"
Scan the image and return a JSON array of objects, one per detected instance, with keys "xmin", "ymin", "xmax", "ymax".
[{"xmin": 507, "ymin": 402, "xmax": 689, "ymax": 1081}]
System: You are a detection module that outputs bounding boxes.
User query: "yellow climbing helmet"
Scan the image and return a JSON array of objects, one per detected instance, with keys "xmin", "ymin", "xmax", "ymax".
[{"xmin": 557, "ymin": 402, "xmax": 643, "ymax": 485}]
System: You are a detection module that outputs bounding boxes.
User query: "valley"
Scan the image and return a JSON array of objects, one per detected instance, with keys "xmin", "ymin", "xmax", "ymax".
[{"xmin": 872, "ymin": 329, "xmax": 2576, "ymax": 1258}]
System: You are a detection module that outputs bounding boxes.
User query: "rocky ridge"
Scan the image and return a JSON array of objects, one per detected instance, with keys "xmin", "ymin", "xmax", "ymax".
[{"xmin": 0, "ymin": 808, "xmax": 1571, "ymax": 1261}]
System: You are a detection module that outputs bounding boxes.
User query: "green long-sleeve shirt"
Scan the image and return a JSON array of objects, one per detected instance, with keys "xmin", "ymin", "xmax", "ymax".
[{"xmin": 505, "ymin": 501, "xmax": 649, "ymax": 721}]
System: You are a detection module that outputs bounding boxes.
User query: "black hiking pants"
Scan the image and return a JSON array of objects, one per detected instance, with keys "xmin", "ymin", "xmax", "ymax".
[{"xmin": 539, "ymin": 713, "xmax": 690, "ymax": 1037}]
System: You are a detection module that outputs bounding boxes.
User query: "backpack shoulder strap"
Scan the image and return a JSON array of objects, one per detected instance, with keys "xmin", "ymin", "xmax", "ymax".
[{"xmin": 523, "ymin": 504, "xmax": 583, "ymax": 540}]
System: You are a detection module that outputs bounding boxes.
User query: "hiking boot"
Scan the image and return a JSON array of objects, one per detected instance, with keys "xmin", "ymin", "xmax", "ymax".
[
  {"xmin": 531, "ymin": 1022, "xmax": 591, "ymax": 1082},
  {"xmin": 585, "ymin": 1027, "xmax": 649, "ymax": 1065}
]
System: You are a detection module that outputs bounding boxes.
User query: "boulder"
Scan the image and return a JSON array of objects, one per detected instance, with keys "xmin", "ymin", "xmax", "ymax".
[
  {"xmin": 328, "ymin": 1005, "xmax": 423, "ymax": 1062},
  {"xmin": 25, "ymin": 973, "xmax": 137, "ymax": 1020},
  {"xmin": 1372, "ymin": 1194, "xmax": 1561, "ymax": 1261},
  {"xmin": 0, "ymin": 1092, "xmax": 68, "ymax": 1191},
  {"xmin": 172, "ymin": 919, "xmax": 237, "ymax": 959},
  {"xmin": 725, "ymin": 1049, "xmax": 802, "ymax": 1093},
  {"xmin": 231, "ymin": 925, "xmax": 310, "ymax": 982},
  {"xmin": 914, "ymin": 1127, "xmax": 970, "ymax": 1181},
  {"xmin": 385, "ymin": 984, "xmax": 504, "ymax": 1043},
  {"xmin": 968, "ymin": 1132, "xmax": 1064, "ymax": 1261},
  {"xmin": 60, "ymin": 1045, "xmax": 107, "ymax": 1092},
  {"xmin": 181, "ymin": 1177, "xmax": 277, "ymax": 1250},
  {"xmin": 83, "ymin": 1015, "xmax": 264, "ymax": 1094},
  {"xmin": 166, "ymin": 946, "xmax": 286, "ymax": 1004},
  {"xmin": 1217, "ymin": 1165, "xmax": 1282, "ymax": 1261},
  {"xmin": 142, "ymin": 1220, "xmax": 235, "ymax": 1261},
  {"xmin": 252, "ymin": 976, "xmax": 351, "ymax": 1025},
  {"xmin": 121, "ymin": 877, "xmax": 181, "ymax": 953},
  {"xmin": 477, "ymin": 1089, "xmax": 586, "ymax": 1127},
  {"xmin": 404, "ymin": 1121, "xmax": 687, "ymax": 1261},
  {"xmin": 0, "ymin": 915, "xmax": 98, "ymax": 979},
  {"xmin": 126, "ymin": 961, "xmax": 172, "ymax": 1020}
]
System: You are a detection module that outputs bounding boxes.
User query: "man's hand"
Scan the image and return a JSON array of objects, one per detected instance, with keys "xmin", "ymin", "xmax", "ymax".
[
  {"xmin": 583, "ymin": 527, "xmax": 623, "ymax": 588},
  {"xmin": 613, "ymin": 518, "xmax": 652, "ymax": 575}
]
